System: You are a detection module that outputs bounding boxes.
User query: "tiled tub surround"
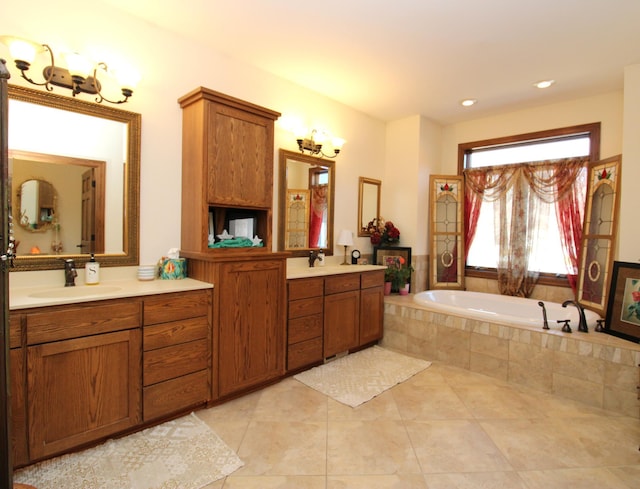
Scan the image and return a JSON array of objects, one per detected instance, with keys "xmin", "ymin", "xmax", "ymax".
[{"xmin": 381, "ymin": 294, "xmax": 640, "ymax": 419}]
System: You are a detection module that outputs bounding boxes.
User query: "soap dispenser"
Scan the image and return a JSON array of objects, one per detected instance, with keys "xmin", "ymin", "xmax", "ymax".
[
  {"xmin": 317, "ymin": 249, "xmax": 325, "ymax": 267},
  {"xmin": 85, "ymin": 253, "xmax": 100, "ymax": 285}
]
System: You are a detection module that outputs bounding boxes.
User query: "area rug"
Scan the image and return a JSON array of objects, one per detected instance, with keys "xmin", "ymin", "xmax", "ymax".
[
  {"xmin": 14, "ymin": 412, "xmax": 243, "ymax": 489},
  {"xmin": 294, "ymin": 346, "xmax": 431, "ymax": 407}
]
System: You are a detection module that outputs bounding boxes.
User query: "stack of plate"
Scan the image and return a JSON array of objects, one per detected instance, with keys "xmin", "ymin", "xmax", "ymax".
[{"xmin": 137, "ymin": 265, "xmax": 156, "ymax": 281}]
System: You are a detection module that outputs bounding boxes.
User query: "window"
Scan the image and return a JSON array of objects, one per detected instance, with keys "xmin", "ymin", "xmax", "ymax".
[{"xmin": 458, "ymin": 123, "xmax": 600, "ymax": 283}]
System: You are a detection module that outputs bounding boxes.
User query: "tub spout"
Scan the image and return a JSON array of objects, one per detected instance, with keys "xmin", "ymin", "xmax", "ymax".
[
  {"xmin": 562, "ymin": 300, "xmax": 588, "ymax": 332},
  {"xmin": 537, "ymin": 301, "xmax": 549, "ymax": 329}
]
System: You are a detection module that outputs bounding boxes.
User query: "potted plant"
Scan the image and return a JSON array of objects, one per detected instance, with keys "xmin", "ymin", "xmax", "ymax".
[
  {"xmin": 394, "ymin": 261, "xmax": 414, "ymax": 295},
  {"xmin": 383, "ymin": 267, "xmax": 396, "ymax": 295}
]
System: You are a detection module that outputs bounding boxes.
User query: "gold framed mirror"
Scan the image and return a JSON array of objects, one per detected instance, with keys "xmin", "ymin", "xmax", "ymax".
[
  {"xmin": 278, "ymin": 149, "xmax": 335, "ymax": 257},
  {"xmin": 357, "ymin": 177, "xmax": 381, "ymax": 236},
  {"xmin": 8, "ymin": 84, "xmax": 140, "ymax": 271}
]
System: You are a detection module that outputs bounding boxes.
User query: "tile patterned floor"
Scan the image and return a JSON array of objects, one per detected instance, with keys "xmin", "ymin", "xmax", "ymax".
[{"xmin": 198, "ymin": 359, "xmax": 640, "ymax": 488}]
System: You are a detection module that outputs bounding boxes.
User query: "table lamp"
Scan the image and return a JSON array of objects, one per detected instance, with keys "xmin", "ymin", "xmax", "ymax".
[{"xmin": 337, "ymin": 229, "xmax": 353, "ymax": 265}]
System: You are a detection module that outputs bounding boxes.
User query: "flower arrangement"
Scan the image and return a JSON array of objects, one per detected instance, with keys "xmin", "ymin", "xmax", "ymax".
[
  {"xmin": 366, "ymin": 217, "xmax": 400, "ymax": 245},
  {"xmin": 384, "ymin": 256, "xmax": 414, "ymax": 292}
]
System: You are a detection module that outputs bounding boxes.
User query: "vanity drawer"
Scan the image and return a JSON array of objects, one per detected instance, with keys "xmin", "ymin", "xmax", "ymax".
[
  {"xmin": 143, "ymin": 338, "xmax": 209, "ymax": 386},
  {"xmin": 143, "ymin": 369, "xmax": 209, "ymax": 421},
  {"xmin": 288, "ymin": 277, "xmax": 324, "ymax": 300},
  {"xmin": 288, "ymin": 314, "xmax": 323, "ymax": 344},
  {"xmin": 325, "ymin": 273, "xmax": 360, "ymax": 295},
  {"xmin": 143, "ymin": 289, "xmax": 210, "ymax": 325},
  {"xmin": 289, "ymin": 297, "xmax": 323, "ymax": 319},
  {"xmin": 143, "ymin": 316, "xmax": 209, "ymax": 351},
  {"xmin": 288, "ymin": 337, "xmax": 323, "ymax": 371},
  {"xmin": 26, "ymin": 301, "xmax": 141, "ymax": 345},
  {"xmin": 361, "ymin": 270, "xmax": 385, "ymax": 289}
]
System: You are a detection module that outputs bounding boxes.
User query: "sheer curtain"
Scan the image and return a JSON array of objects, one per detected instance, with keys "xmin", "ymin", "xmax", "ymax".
[{"xmin": 465, "ymin": 157, "xmax": 588, "ymax": 297}]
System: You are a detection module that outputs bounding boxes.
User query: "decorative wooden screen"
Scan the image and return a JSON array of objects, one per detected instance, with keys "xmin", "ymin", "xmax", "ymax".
[
  {"xmin": 577, "ymin": 155, "xmax": 622, "ymax": 316},
  {"xmin": 429, "ymin": 175, "xmax": 464, "ymax": 289},
  {"xmin": 284, "ymin": 189, "xmax": 310, "ymax": 249}
]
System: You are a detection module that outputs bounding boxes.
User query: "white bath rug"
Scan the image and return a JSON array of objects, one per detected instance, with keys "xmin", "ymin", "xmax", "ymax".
[
  {"xmin": 14, "ymin": 412, "xmax": 243, "ymax": 489},
  {"xmin": 294, "ymin": 346, "xmax": 431, "ymax": 407}
]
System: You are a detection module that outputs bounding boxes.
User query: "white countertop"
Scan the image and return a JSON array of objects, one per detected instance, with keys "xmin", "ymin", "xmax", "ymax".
[
  {"xmin": 286, "ymin": 264, "xmax": 386, "ymax": 280},
  {"xmin": 9, "ymin": 263, "xmax": 385, "ymax": 310},
  {"xmin": 10, "ymin": 277, "xmax": 213, "ymax": 310}
]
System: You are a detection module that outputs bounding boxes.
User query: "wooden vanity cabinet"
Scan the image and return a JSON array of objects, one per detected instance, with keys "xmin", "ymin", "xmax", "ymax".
[
  {"xmin": 287, "ymin": 277, "xmax": 324, "ymax": 371},
  {"xmin": 25, "ymin": 300, "xmax": 142, "ymax": 461},
  {"xmin": 142, "ymin": 289, "xmax": 212, "ymax": 421},
  {"xmin": 286, "ymin": 270, "xmax": 385, "ymax": 371},
  {"xmin": 179, "ymin": 87, "xmax": 287, "ymax": 401}
]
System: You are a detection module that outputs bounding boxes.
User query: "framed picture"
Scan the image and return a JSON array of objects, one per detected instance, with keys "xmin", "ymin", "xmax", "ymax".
[
  {"xmin": 373, "ymin": 246, "xmax": 411, "ymax": 269},
  {"xmin": 604, "ymin": 261, "xmax": 640, "ymax": 343}
]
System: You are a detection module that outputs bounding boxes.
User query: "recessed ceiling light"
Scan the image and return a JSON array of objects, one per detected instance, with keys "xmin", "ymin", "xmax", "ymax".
[
  {"xmin": 460, "ymin": 99, "xmax": 477, "ymax": 107},
  {"xmin": 534, "ymin": 80, "xmax": 555, "ymax": 89}
]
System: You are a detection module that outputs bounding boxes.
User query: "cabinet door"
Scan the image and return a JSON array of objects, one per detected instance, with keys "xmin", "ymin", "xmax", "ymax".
[
  {"xmin": 217, "ymin": 258, "xmax": 285, "ymax": 398},
  {"xmin": 207, "ymin": 103, "xmax": 274, "ymax": 208},
  {"xmin": 28, "ymin": 329, "xmax": 141, "ymax": 460},
  {"xmin": 360, "ymin": 285, "xmax": 384, "ymax": 345},
  {"xmin": 324, "ymin": 290, "xmax": 360, "ymax": 358}
]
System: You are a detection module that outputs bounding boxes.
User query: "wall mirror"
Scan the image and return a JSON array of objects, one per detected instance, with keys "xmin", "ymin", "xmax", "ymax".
[
  {"xmin": 278, "ymin": 149, "xmax": 335, "ymax": 257},
  {"xmin": 357, "ymin": 177, "xmax": 381, "ymax": 236},
  {"xmin": 8, "ymin": 84, "xmax": 140, "ymax": 271}
]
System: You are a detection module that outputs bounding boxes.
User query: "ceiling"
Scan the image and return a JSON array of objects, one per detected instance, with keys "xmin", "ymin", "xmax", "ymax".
[{"xmin": 101, "ymin": 0, "xmax": 640, "ymax": 125}]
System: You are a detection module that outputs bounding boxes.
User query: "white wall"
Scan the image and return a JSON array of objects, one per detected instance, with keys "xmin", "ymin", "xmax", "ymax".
[
  {"xmin": 620, "ymin": 65, "xmax": 640, "ymax": 262},
  {"xmin": 3, "ymin": 1, "xmax": 386, "ymax": 268}
]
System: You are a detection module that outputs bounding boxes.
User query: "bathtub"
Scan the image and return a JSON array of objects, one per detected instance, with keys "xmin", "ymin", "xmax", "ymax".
[{"xmin": 413, "ymin": 290, "xmax": 601, "ymax": 330}]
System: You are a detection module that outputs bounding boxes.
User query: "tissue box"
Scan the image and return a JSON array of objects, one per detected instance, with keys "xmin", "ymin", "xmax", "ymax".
[{"xmin": 160, "ymin": 258, "xmax": 187, "ymax": 279}]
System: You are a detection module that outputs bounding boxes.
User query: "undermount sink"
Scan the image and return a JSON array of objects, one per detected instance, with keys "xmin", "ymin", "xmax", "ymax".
[{"xmin": 29, "ymin": 285, "xmax": 122, "ymax": 299}]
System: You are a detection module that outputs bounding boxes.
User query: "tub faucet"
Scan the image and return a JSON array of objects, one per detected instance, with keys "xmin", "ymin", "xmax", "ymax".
[
  {"xmin": 62, "ymin": 258, "xmax": 77, "ymax": 287},
  {"xmin": 562, "ymin": 300, "xmax": 588, "ymax": 332},
  {"xmin": 538, "ymin": 301, "xmax": 549, "ymax": 330}
]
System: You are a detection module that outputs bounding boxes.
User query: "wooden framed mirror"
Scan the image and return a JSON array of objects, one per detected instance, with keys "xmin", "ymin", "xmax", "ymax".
[
  {"xmin": 8, "ymin": 84, "xmax": 140, "ymax": 271},
  {"xmin": 357, "ymin": 177, "xmax": 381, "ymax": 237},
  {"xmin": 278, "ymin": 149, "xmax": 335, "ymax": 257}
]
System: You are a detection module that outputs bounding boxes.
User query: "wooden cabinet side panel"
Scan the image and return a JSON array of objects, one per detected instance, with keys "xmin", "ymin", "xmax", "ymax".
[
  {"xmin": 217, "ymin": 259, "xmax": 285, "ymax": 398},
  {"xmin": 323, "ymin": 290, "xmax": 360, "ymax": 358},
  {"xmin": 27, "ymin": 330, "xmax": 141, "ymax": 460},
  {"xmin": 10, "ymin": 348, "xmax": 28, "ymax": 468}
]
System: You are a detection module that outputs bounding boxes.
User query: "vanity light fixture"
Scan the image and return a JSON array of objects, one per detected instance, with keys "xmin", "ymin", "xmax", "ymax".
[
  {"xmin": 296, "ymin": 128, "xmax": 345, "ymax": 158},
  {"xmin": 337, "ymin": 229, "xmax": 354, "ymax": 266},
  {"xmin": 0, "ymin": 35, "xmax": 138, "ymax": 104}
]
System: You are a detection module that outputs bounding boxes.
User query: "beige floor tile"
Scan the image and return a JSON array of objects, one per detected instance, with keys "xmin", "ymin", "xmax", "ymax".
[
  {"xmin": 479, "ymin": 418, "xmax": 596, "ymax": 470},
  {"xmin": 451, "ymin": 383, "xmax": 543, "ymax": 419},
  {"xmin": 222, "ymin": 475, "xmax": 326, "ymax": 488},
  {"xmin": 424, "ymin": 471, "xmax": 528, "ymax": 489},
  {"xmin": 235, "ymin": 420, "xmax": 327, "ymax": 476},
  {"xmin": 327, "ymin": 389, "xmax": 402, "ymax": 421},
  {"xmin": 606, "ymin": 465, "xmax": 640, "ymax": 488},
  {"xmin": 392, "ymin": 383, "xmax": 474, "ymax": 420},
  {"xmin": 327, "ymin": 420, "xmax": 421, "ymax": 475},
  {"xmin": 327, "ymin": 474, "xmax": 428, "ymax": 488},
  {"xmin": 517, "ymin": 467, "xmax": 633, "ymax": 489},
  {"xmin": 253, "ymin": 377, "xmax": 328, "ymax": 421},
  {"xmin": 405, "ymin": 419, "xmax": 513, "ymax": 473}
]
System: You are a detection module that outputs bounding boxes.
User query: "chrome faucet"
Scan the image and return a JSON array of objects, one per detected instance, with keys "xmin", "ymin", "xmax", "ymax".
[
  {"xmin": 62, "ymin": 258, "xmax": 77, "ymax": 287},
  {"xmin": 308, "ymin": 250, "xmax": 320, "ymax": 268},
  {"xmin": 562, "ymin": 300, "xmax": 588, "ymax": 332},
  {"xmin": 538, "ymin": 301, "xmax": 549, "ymax": 329}
]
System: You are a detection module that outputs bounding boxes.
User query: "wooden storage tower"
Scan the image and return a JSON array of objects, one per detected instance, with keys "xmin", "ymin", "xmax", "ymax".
[{"xmin": 178, "ymin": 87, "xmax": 288, "ymax": 401}]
